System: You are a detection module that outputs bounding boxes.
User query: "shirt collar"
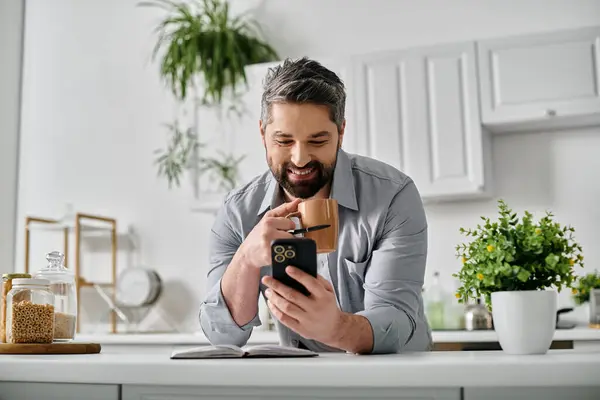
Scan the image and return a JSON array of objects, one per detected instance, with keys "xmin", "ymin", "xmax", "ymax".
[{"xmin": 257, "ymin": 148, "xmax": 358, "ymax": 215}]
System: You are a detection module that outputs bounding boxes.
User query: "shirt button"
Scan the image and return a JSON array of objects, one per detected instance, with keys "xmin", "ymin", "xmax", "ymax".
[{"xmin": 292, "ymin": 339, "xmax": 299, "ymax": 346}]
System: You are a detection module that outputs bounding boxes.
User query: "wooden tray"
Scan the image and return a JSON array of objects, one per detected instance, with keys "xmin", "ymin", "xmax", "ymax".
[{"xmin": 0, "ymin": 342, "xmax": 101, "ymax": 354}]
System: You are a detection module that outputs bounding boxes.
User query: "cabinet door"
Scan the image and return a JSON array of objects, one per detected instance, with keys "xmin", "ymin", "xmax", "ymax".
[
  {"xmin": 464, "ymin": 386, "xmax": 600, "ymax": 400},
  {"xmin": 353, "ymin": 42, "xmax": 489, "ymax": 200},
  {"xmin": 0, "ymin": 382, "xmax": 119, "ymax": 400},
  {"xmin": 407, "ymin": 42, "xmax": 489, "ymax": 199},
  {"xmin": 478, "ymin": 26, "xmax": 600, "ymax": 130},
  {"xmin": 352, "ymin": 50, "xmax": 410, "ymax": 173},
  {"xmin": 123, "ymin": 385, "xmax": 461, "ymax": 400}
]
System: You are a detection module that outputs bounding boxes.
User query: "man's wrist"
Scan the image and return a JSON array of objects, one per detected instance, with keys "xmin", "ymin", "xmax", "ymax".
[
  {"xmin": 330, "ymin": 312, "xmax": 350, "ymax": 347},
  {"xmin": 329, "ymin": 312, "xmax": 374, "ymax": 354}
]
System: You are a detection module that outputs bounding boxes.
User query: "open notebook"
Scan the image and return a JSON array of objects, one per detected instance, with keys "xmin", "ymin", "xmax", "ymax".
[{"xmin": 170, "ymin": 344, "xmax": 318, "ymax": 359}]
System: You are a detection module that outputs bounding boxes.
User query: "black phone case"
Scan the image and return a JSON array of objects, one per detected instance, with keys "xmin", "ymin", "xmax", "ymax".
[{"xmin": 271, "ymin": 238, "xmax": 318, "ymax": 296}]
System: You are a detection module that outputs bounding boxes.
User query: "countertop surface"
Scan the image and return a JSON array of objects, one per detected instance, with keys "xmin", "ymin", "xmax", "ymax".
[
  {"xmin": 1, "ymin": 349, "xmax": 599, "ymax": 387},
  {"xmin": 74, "ymin": 326, "xmax": 600, "ymax": 345}
]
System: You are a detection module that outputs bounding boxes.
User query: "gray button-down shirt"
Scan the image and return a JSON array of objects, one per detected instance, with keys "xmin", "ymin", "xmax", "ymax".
[{"xmin": 199, "ymin": 149, "xmax": 433, "ymax": 353}]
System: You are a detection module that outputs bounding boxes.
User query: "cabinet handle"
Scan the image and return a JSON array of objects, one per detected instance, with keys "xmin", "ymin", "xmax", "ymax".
[{"xmin": 545, "ymin": 109, "xmax": 557, "ymax": 117}]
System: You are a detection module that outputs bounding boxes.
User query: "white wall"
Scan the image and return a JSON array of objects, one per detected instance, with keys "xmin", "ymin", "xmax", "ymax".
[
  {"xmin": 0, "ymin": 0, "xmax": 25, "ymax": 276},
  {"xmin": 15, "ymin": 0, "xmax": 600, "ymax": 332}
]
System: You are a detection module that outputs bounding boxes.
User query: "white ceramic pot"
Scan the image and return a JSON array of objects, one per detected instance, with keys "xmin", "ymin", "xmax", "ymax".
[{"xmin": 491, "ymin": 290, "xmax": 557, "ymax": 355}]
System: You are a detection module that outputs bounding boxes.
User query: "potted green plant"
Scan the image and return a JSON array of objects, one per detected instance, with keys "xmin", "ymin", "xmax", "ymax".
[
  {"xmin": 572, "ymin": 271, "xmax": 600, "ymax": 328},
  {"xmin": 140, "ymin": 0, "xmax": 279, "ymax": 189},
  {"xmin": 453, "ymin": 199, "xmax": 584, "ymax": 354},
  {"xmin": 572, "ymin": 271, "xmax": 600, "ymax": 305}
]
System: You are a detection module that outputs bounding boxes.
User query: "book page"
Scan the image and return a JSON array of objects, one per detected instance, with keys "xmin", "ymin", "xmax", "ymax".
[
  {"xmin": 170, "ymin": 344, "xmax": 244, "ymax": 359},
  {"xmin": 242, "ymin": 344, "xmax": 318, "ymax": 358}
]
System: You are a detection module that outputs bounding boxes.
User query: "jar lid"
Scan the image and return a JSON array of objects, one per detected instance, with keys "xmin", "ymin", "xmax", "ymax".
[
  {"xmin": 11, "ymin": 278, "xmax": 51, "ymax": 287},
  {"xmin": 46, "ymin": 251, "xmax": 65, "ymax": 267},
  {"xmin": 2, "ymin": 273, "xmax": 32, "ymax": 280}
]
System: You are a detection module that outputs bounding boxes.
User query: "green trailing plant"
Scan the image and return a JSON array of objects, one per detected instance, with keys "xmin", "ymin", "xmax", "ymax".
[
  {"xmin": 453, "ymin": 199, "xmax": 584, "ymax": 309},
  {"xmin": 199, "ymin": 151, "xmax": 245, "ymax": 191},
  {"xmin": 141, "ymin": 0, "xmax": 279, "ymax": 103},
  {"xmin": 572, "ymin": 271, "xmax": 600, "ymax": 305},
  {"xmin": 154, "ymin": 121, "xmax": 202, "ymax": 188},
  {"xmin": 140, "ymin": 0, "xmax": 279, "ymax": 189}
]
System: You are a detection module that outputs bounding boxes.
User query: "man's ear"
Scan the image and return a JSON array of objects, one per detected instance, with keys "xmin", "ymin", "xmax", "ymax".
[
  {"xmin": 259, "ymin": 119, "xmax": 266, "ymax": 146},
  {"xmin": 338, "ymin": 119, "xmax": 346, "ymax": 149}
]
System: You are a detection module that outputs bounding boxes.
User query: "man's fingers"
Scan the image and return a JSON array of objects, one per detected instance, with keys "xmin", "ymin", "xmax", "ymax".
[
  {"xmin": 316, "ymin": 274, "xmax": 335, "ymax": 292},
  {"xmin": 265, "ymin": 289, "xmax": 305, "ymax": 320},
  {"xmin": 265, "ymin": 198, "xmax": 301, "ymax": 218},
  {"xmin": 262, "ymin": 275, "xmax": 310, "ymax": 309},
  {"xmin": 267, "ymin": 217, "xmax": 297, "ymax": 231},
  {"xmin": 286, "ymin": 267, "xmax": 324, "ymax": 296},
  {"xmin": 267, "ymin": 300, "xmax": 300, "ymax": 331}
]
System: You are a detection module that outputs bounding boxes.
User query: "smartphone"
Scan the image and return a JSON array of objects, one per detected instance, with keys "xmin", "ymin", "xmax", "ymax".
[{"xmin": 271, "ymin": 238, "xmax": 318, "ymax": 296}]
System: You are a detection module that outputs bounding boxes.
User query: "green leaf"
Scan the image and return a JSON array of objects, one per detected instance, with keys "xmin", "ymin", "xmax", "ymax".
[
  {"xmin": 517, "ymin": 270, "xmax": 531, "ymax": 282},
  {"xmin": 545, "ymin": 254, "xmax": 559, "ymax": 268}
]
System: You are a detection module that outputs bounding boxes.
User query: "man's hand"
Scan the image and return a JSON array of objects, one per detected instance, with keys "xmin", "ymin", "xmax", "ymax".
[
  {"xmin": 262, "ymin": 266, "xmax": 344, "ymax": 346},
  {"xmin": 237, "ymin": 198, "xmax": 301, "ymax": 269},
  {"xmin": 220, "ymin": 198, "xmax": 301, "ymax": 328}
]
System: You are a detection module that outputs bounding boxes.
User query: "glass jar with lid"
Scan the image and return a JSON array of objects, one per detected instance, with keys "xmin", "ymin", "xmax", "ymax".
[
  {"xmin": 33, "ymin": 251, "xmax": 77, "ymax": 341},
  {"xmin": 5, "ymin": 278, "xmax": 55, "ymax": 344},
  {"xmin": 1, "ymin": 273, "xmax": 32, "ymax": 342}
]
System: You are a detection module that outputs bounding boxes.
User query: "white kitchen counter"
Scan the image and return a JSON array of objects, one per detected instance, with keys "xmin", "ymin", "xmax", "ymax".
[
  {"xmin": 74, "ymin": 326, "xmax": 600, "ymax": 345},
  {"xmin": 2, "ymin": 349, "xmax": 599, "ymax": 400},
  {"xmin": 1, "ymin": 349, "xmax": 599, "ymax": 388}
]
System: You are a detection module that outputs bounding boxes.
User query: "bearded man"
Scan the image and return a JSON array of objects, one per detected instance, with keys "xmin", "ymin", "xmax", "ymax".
[{"xmin": 199, "ymin": 57, "xmax": 432, "ymax": 354}]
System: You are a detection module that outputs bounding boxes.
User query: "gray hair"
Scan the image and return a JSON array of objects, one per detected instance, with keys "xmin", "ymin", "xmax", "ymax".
[{"xmin": 260, "ymin": 57, "xmax": 346, "ymax": 133}]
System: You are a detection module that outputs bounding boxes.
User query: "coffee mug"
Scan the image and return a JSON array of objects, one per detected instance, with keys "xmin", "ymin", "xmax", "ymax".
[{"xmin": 286, "ymin": 198, "xmax": 339, "ymax": 254}]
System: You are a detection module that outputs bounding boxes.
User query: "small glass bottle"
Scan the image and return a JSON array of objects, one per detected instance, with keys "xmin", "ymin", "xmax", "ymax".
[
  {"xmin": 424, "ymin": 271, "xmax": 447, "ymax": 330},
  {"xmin": 423, "ymin": 271, "xmax": 460, "ymax": 330},
  {"xmin": 6, "ymin": 278, "xmax": 55, "ymax": 344},
  {"xmin": 34, "ymin": 251, "xmax": 77, "ymax": 341}
]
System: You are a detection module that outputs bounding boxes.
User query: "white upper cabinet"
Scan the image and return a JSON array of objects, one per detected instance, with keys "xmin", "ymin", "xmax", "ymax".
[
  {"xmin": 478, "ymin": 26, "xmax": 600, "ymax": 131},
  {"xmin": 352, "ymin": 42, "xmax": 490, "ymax": 200}
]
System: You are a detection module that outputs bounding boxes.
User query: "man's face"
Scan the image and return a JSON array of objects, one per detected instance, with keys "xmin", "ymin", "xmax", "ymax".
[{"xmin": 260, "ymin": 103, "xmax": 344, "ymax": 199}]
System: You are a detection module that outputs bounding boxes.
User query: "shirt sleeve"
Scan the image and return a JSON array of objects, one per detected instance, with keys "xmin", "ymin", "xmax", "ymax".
[
  {"xmin": 355, "ymin": 178, "xmax": 428, "ymax": 354},
  {"xmin": 199, "ymin": 199, "xmax": 261, "ymax": 347}
]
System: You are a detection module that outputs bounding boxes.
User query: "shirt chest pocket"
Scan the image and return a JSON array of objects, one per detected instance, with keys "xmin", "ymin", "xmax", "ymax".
[{"xmin": 343, "ymin": 258, "xmax": 369, "ymax": 285}]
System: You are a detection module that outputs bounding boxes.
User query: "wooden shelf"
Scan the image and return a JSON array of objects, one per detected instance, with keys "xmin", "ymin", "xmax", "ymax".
[
  {"xmin": 78, "ymin": 279, "xmax": 113, "ymax": 288},
  {"xmin": 24, "ymin": 212, "xmax": 118, "ymax": 334}
]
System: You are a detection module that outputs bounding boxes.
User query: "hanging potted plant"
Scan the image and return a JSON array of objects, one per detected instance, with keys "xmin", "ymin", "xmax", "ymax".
[
  {"xmin": 140, "ymin": 0, "xmax": 279, "ymax": 189},
  {"xmin": 453, "ymin": 199, "xmax": 584, "ymax": 354}
]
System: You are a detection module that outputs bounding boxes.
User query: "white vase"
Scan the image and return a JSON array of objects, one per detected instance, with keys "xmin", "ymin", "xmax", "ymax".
[{"xmin": 491, "ymin": 290, "xmax": 557, "ymax": 355}]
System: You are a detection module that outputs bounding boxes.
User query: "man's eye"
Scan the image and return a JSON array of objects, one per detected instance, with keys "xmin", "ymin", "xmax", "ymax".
[
  {"xmin": 310, "ymin": 141, "xmax": 327, "ymax": 146},
  {"xmin": 276, "ymin": 140, "xmax": 293, "ymax": 145}
]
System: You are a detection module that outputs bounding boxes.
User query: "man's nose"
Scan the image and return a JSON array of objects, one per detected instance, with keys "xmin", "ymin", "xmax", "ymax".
[{"xmin": 290, "ymin": 144, "xmax": 311, "ymax": 167}]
